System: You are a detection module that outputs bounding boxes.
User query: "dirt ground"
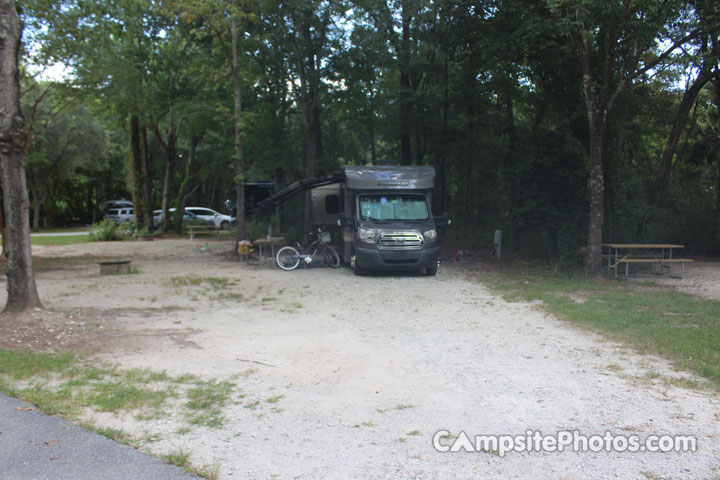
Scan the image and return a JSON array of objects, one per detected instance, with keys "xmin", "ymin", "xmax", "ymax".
[{"xmin": 1, "ymin": 239, "xmax": 720, "ymax": 479}]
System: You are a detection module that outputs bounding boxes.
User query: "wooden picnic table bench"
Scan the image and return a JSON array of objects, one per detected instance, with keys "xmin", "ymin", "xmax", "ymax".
[
  {"xmin": 602, "ymin": 243, "xmax": 693, "ymax": 279},
  {"xmin": 187, "ymin": 225, "xmax": 219, "ymax": 241}
]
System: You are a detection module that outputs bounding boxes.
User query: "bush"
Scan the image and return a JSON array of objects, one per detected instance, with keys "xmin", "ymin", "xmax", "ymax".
[
  {"xmin": 245, "ymin": 219, "xmax": 272, "ymax": 240},
  {"xmin": 89, "ymin": 219, "xmax": 128, "ymax": 241}
]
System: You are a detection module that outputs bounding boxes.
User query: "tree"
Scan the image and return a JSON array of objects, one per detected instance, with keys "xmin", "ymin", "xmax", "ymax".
[
  {"xmin": 654, "ymin": 3, "xmax": 720, "ymax": 208},
  {"xmin": 27, "ymin": 0, "xmax": 171, "ymax": 230},
  {"xmin": 556, "ymin": 0, "xmax": 697, "ymax": 276},
  {"xmin": 261, "ymin": 0, "xmax": 345, "ymax": 231},
  {"xmin": 169, "ymin": 0, "xmax": 255, "ymax": 245},
  {"xmin": 231, "ymin": 2, "xmax": 247, "ymax": 243},
  {"xmin": 23, "ymin": 84, "xmax": 108, "ymax": 229},
  {"xmin": 0, "ymin": 0, "xmax": 42, "ymax": 312}
]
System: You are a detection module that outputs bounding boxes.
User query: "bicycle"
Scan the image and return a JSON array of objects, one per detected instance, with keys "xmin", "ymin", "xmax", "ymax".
[{"xmin": 276, "ymin": 229, "xmax": 341, "ymax": 271}]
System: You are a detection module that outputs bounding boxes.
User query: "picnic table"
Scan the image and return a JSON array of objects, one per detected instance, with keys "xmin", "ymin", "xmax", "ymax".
[
  {"xmin": 187, "ymin": 225, "xmax": 219, "ymax": 241},
  {"xmin": 253, "ymin": 237, "xmax": 285, "ymax": 265},
  {"xmin": 602, "ymin": 243, "xmax": 693, "ymax": 279}
]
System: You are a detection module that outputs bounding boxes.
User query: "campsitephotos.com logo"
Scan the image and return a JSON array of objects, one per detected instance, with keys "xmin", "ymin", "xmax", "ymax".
[{"xmin": 432, "ymin": 430, "xmax": 697, "ymax": 457}]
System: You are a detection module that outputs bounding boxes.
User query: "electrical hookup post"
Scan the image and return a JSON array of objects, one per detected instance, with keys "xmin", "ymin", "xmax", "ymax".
[{"xmin": 494, "ymin": 230, "xmax": 502, "ymax": 261}]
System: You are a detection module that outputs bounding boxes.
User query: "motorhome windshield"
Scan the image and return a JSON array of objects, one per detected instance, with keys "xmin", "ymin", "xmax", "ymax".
[{"xmin": 359, "ymin": 194, "xmax": 429, "ymax": 221}]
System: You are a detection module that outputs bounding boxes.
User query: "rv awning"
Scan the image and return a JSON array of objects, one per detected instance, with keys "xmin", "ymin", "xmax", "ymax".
[{"xmin": 257, "ymin": 174, "xmax": 342, "ymax": 211}]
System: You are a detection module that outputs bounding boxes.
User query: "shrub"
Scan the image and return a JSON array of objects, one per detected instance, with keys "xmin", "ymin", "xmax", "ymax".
[{"xmin": 89, "ymin": 219, "xmax": 127, "ymax": 241}]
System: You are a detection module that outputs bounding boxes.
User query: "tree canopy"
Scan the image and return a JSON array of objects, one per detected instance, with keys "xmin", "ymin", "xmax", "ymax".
[{"xmin": 13, "ymin": 0, "xmax": 720, "ymax": 269}]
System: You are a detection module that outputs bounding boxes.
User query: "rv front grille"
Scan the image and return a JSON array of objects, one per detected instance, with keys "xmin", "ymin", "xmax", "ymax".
[
  {"xmin": 377, "ymin": 232, "xmax": 424, "ymax": 250},
  {"xmin": 384, "ymin": 258, "xmax": 418, "ymax": 264}
]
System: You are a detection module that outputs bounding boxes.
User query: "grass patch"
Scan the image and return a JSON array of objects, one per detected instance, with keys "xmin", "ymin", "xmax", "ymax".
[
  {"xmin": 88, "ymin": 381, "xmax": 174, "ymax": 413},
  {"xmin": 0, "ymin": 348, "xmax": 232, "ymax": 478},
  {"xmin": 0, "ymin": 348, "xmax": 237, "ymax": 431},
  {"xmin": 354, "ymin": 420, "xmax": 375, "ymax": 428},
  {"xmin": 0, "ymin": 349, "xmax": 75, "ymax": 380},
  {"xmin": 217, "ymin": 292, "xmax": 245, "ymax": 302},
  {"xmin": 184, "ymin": 380, "xmax": 234, "ymax": 428},
  {"xmin": 162, "ymin": 449, "xmax": 192, "ymax": 467},
  {"xmin": 165, "ymin": 276, "xmax": 236, "ymax": 291},
  {"xmin": 167, "ymin": 276, "xmax": 204, "ymax": 287},
  {"xmin": 92, "ymin": 426, "xmax": 135, "ymax": 444},
  {"xmin": 31, "ymin": 235, "xmax": 90, "ymax": 246},
  {"xmin": 492, "ymin": 274, "xmax": 720, "ymax": 390},
  {"xmin": 16, "ymin": 383, "xmax": 85, "ymax": 416},
  {"xmin": 4, "ymin": 359, "xmax": 179, "ymax": 417},
  {"xmin": 377, "ymin": 403, "xmax": 416, "ymax": 414},
  {"xmin": 162, "ymin": 450, "xmax": 219, "ymax": 480},
  {"xmin": 30, "ymin": 227, "xmax": 89, "ymax": 234}
]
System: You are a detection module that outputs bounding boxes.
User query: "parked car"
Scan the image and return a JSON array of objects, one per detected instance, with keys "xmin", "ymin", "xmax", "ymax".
[
  {"xmin": 105, "ymin": 207, "xmax": 135, "ymax": 225},
  {"xmin": 153, "ymin": 209, "xmax": 200, "ymax": 226},
  {"xmin": 153, "ymin": 207, "xmax": 233, "ymax": 229},
  {"xmin": 102, "ymin": 199, "xmax": 133, "ymax": 215},
  {"xmin": 183, "ymin": 207, "xmax": 234, "ymax": 229}
]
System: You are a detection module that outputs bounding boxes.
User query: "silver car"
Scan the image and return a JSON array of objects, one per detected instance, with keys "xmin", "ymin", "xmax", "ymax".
[
  {"xmin": 184, "ymin": 207, "xmax": 234, "ymax": 229},
  {"xmin": 153, "ymin": 207, "xmax": 233, "ymax": 229}
]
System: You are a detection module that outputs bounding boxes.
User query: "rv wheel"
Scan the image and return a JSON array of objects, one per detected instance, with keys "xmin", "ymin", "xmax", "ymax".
[
  {"xmin": 353, "ymin": 263, "xmax": 365, "ymax": 276},
  {"xmin": 425, "ymin": 265, "xmax": 438, "ymax": 276}
]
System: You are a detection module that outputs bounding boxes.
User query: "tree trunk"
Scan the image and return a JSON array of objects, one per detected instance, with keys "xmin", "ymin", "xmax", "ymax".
[
  {"xmin": 716, "ymin": 160, "xmax": 720, "ymax": 246},
  {"xmin": 302, "ymin": 105, "xmax": 321, "ymax": 233},
  {"xmin": 369, "ymin": 114, "xmax": 377, "ymax": 165},
  {"xmin": 654, "ymin": 69, "xmax": 717, "ymax": 208},
  {"xmin": 715, "ymin": 78, "xmax": 720, "ymax": 246},
  {"xmin": 440, "ymin": 55, "xmax": 448, "ymax": 213},
  {"xmin": 175, "ymin": 132, "xmax": 202, "ymax": 230},
  {"xmin": 141, "ymin": 125, "xmax": 153, "ymax": 228},
  {"xmin": 399, "ymin": 0, "xmax": 412, "ymax": 166},
  {"xmin": 153, "ymin": 107, "xmax": 179, "ymax": 232},
  {"xmin": 586, "ymin": 112, "xmax": 605, "ymax": 277},
  {"xmin": 0, "ymin": 207, "xmax": 5, "ymax": 256},
  {"xmin": 160, "ymin": 155, "xmax": 173, "ymax": 231},
  {"xmin": 130, "ymin": 114, "xmax": 146, "ymax": 229},
  {"xmin": 232, "ymin": 10, "xmax": 246, "ymax": 250},
  {"xmin": 463, "ymin": 156, "xmax": 472, "ymax": 237},
  {"xmin": 0, "ymin": 2, "xmax": 43, "ymax": 312},
  {"xmin": 31, "ymin": 184, "xmax": 45, "ymax": 230},
  {"xmin": 573, "ymin": 28, "xmax": 608, "ymax": 278}
]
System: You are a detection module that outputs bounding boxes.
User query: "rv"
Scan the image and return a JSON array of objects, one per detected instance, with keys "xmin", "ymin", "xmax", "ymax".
[{"xmin": 261, "ymin": 165, "xmax": 448, "ymax": 275}]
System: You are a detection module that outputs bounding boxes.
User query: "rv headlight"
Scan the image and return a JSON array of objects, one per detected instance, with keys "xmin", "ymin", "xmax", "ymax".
[
  {"xmin": 424, "ymin": 228, "xmax": 437, "ymax": 241},
  {"xmin": 358, "ymin": 227, "xmax": 377, "ymax": 242}
]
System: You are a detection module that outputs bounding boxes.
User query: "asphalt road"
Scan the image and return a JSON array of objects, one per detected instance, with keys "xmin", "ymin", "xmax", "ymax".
[{"xmin": 0, "ymin": 393, "xmax": 194, "ymax": 480}]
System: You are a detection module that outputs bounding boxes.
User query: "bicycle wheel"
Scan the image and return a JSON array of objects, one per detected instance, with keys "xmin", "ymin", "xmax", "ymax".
[
  {"xmin": 276, "ymin": 246, "xmax": 301, "ymax": 271},
  {"xmin": 322, "ymin": 245, "xmax": 341, "ymax": 268}
]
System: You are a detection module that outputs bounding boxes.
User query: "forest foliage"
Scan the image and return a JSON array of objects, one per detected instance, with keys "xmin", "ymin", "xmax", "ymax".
[{"xmin": 14, "ymin": 0, "xmax": 720, "ymax": 264}]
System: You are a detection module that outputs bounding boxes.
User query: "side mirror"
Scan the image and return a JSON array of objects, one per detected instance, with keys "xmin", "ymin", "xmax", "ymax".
[
  {"xmin": 434, "ymin": 212, "xmax": 451, "ymax": 227},
  {"xmin": 338, "ymin": 213, "xmax": 356, "ymax": 228}
]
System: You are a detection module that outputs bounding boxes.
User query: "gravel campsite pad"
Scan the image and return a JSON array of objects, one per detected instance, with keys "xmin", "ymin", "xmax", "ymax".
[{"xmin": 2, "ymin": 239, "xmax": 719, "ymax": 479}]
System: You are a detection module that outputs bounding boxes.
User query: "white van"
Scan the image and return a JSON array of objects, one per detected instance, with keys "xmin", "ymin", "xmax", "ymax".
[{"xmin": 105, "ymin": 207, "xmax": 135, "ymax": 225}]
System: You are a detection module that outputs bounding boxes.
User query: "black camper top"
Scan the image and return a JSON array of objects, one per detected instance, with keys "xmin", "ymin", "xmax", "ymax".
[{"xmin": 344, "ymin": 166, "xmax": 435, "ymax": 191}]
